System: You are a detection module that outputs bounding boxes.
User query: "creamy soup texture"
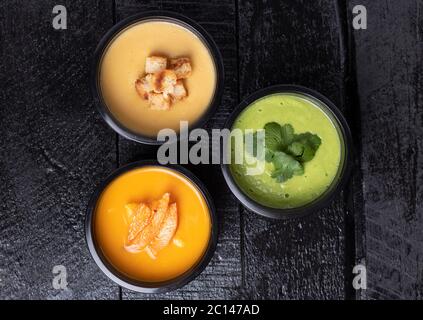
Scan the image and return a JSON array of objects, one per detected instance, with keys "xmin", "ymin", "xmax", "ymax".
[
  {"xmin": 230, "ymin": 93, "xmax": 342, "ymax": 209},
  {"xmin": 95, "ymin": 166, "xmax": 211, "ymax": 282},
  {"xmin": 100, "ymin": 20, "xmax": 216, "ymax": 137}
]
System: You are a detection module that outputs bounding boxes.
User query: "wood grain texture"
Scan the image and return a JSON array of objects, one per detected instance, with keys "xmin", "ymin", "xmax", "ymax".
[
  {"xmin": 7, "ymin": 0, "xmax": 420, "ymax": 300},
  {"xmin": 238, "ymin": 0, "xmax": 352, "ymax": 299},
  {"xmin": 115, "ymin": 0, "xmax": 242, "ymax": 299},
  {"xmin": 0, "ymin": 0, "xmax": 118, "ymax": 299},
  {"xmin": 348, "ymin": 0, "xmax": 423, "ymax": 299}
]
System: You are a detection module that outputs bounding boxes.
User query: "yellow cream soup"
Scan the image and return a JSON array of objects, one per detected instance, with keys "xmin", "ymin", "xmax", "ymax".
[{"xmin": 100, "ymin": 21, "xmax": 216, "ymax": 137}]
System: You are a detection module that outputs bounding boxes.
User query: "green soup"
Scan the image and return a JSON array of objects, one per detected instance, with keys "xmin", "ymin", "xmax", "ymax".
[{"xmin": 229, "ymin": 93, "xmax": 342, "ymax": 209}]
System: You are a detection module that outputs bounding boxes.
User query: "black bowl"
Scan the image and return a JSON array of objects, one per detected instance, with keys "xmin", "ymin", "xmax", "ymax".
[
  {"xmin": 221, "ymin": 85, "xmax": 353, "ymax": 219},
  {"xmin": 91, "ymin": 11, "xmax": 224, "ymax": 145},
  {"xmin": 85, "ymin": 160, "xmax": 218, "ymax": 293}
]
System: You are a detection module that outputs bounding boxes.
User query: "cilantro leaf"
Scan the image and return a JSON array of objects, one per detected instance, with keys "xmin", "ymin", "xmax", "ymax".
[
  {"xmin": 296, "ymin": 132, "xmax": 321, "ymax": 149},
  {"xmin": 287, "ymin": 141, "xmax": 304, "ymax": 157},
  {"xmin": 280, "ymin": 124, "xmax": 295, "ymax": 147},
  {"xmin": 270, "ymin": 151, "xmax": 304, "ymax": 183},
  {"xmin": 242, "ymin": 121, "xmax": 321, "ymax": 184},
  {"xmin": 263, "ymin": 122, "xmax": 295, "ymax": 151},
  {"xmin": 294, "ymin": 133, "xmax": 321, "ymax": 162},
  {"xmin": 265, "ymin": 149, "xmax": 275, "ymax": 162},
  {"xmin": 263, "ymin": 122, "xmax": 283, "ymax": 151}
]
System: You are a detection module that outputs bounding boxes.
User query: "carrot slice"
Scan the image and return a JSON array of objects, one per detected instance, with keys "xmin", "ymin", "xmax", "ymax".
[{"xmin": 148, "ymin": 203, "xmax": 178, "ymax": 257}]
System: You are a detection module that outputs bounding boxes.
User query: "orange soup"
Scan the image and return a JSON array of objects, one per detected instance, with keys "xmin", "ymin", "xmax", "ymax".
[
  {"xmin": 100, "ymin": 20, "xmax": 217, "ymax": 137},
  {"xmin": 94, "ymin": 166, "xmax": 211, "ymax": 282}
]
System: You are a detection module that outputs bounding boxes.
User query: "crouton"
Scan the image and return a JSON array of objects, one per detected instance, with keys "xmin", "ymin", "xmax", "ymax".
[
  {"xmin": 136, "ymin": 55, "xmax": 192, "ymax": 108},
  {"xmin": 148, "ymin": 92, "xmax": 171, "ymax": 110},
  {"xmin": 171, "ymin": 80, "xmax": 187, "ymax": 102},
  {"xmin": 145, "ymin": 56, "xmax": 167, "ymax": 74},
  {"xmin": 135, "ymin": 74, "xmax": 154, "ymax": 100},
  {"xmin": 152, "ymin": 69, "xmax": 177, "ymax": 95},
  {"xmin": 170, "ymin": 57, "xmax": 192, "ymax": 79},
  {"xmin": 135, "ymin": 79, "xmax": 148, "ymax": 99}
]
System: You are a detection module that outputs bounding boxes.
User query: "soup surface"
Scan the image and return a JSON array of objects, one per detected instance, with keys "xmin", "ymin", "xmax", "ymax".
[
  {"xmin": 100, "ymin": 20, "xmax": 216, "ymax": 137},
  {"xmin": 95, "ymin": 166, "xmax": 211, "ymax": 282},
  {"xmin": 230, "ymin": 93, "xmax": 342, "ymax": 209}
]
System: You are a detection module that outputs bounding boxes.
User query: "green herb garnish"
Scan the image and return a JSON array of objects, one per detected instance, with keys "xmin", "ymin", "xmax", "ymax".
[
  {"xmin": 246, "ymin": 122, "xmax": 321, "ymax": 183},
  {"xmin": 270, "ymin": 151, "xmax": 304, "ymax": 182}
]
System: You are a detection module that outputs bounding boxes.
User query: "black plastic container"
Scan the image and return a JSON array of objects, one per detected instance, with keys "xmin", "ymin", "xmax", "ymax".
[
  {"xmin": 85, "ymin": 161, "xmax": 217, "ymax": 293},
  {"xmin": 221, "ymin": 85, "xmax": 352, "ymax": 219},
  {"xmin": 91, "ymin": 11, "xmax": 224, "ymax": 145}
]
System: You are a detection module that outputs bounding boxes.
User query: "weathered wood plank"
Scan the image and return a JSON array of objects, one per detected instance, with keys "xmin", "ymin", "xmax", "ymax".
[
  {"xmin": 348, "ymin": 0, "xmax": 423, "ymax": 299},
  {"xmin": 0, "ymin": 0, "xmax": 118, "ymax": 299},
  {"xmin": 238, "ymin": 0, "xmax": 351, "ymax": 299},
  {"xmin": 115, "ymin": 0, "xmax": 242, "ymax": 299}
]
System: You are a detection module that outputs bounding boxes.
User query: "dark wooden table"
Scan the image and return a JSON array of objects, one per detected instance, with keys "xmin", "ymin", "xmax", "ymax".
[{"xmin": 0, "ymin": 0, "xmax": 421, "ymax": 300}]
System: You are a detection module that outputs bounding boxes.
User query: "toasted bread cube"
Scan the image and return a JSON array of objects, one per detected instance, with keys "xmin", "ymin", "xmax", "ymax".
[
  {"xmin": 152, "ymin": 69, "xmax": 177, "ymax": 95},
  {"xmin": 170, "ymin": 57, "xmax": 192, "ymax": 79},
  {"xmin": 148, "ymin": 92, "xmax": 171, "ymax": 110},
  {"xmin": 145, "ymin": 56, "xmax": 167, "ymax": 74},
  {"xmin": 171, "ymin": 80, "xmax": 187, "ymax": 102},
  {"xmin": 135, "ymin": 74, "xmax": 154, "ymax": 99},
  {"xmin": 135, "ymin": 79, "xmax": 148, "ymax": 99}
]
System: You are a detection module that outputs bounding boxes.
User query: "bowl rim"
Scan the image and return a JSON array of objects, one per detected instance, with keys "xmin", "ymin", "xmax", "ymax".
[
  {"xmin": 85, "ymin": 160, "xmax": 218, "ymax": 293},
  {"xmin": 91, "ymin": 10, "xmax": 225, "ymax": 145},
  {"xmin": 220, "ymin": 84, "xmax": 353, "ymax": 220}
]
